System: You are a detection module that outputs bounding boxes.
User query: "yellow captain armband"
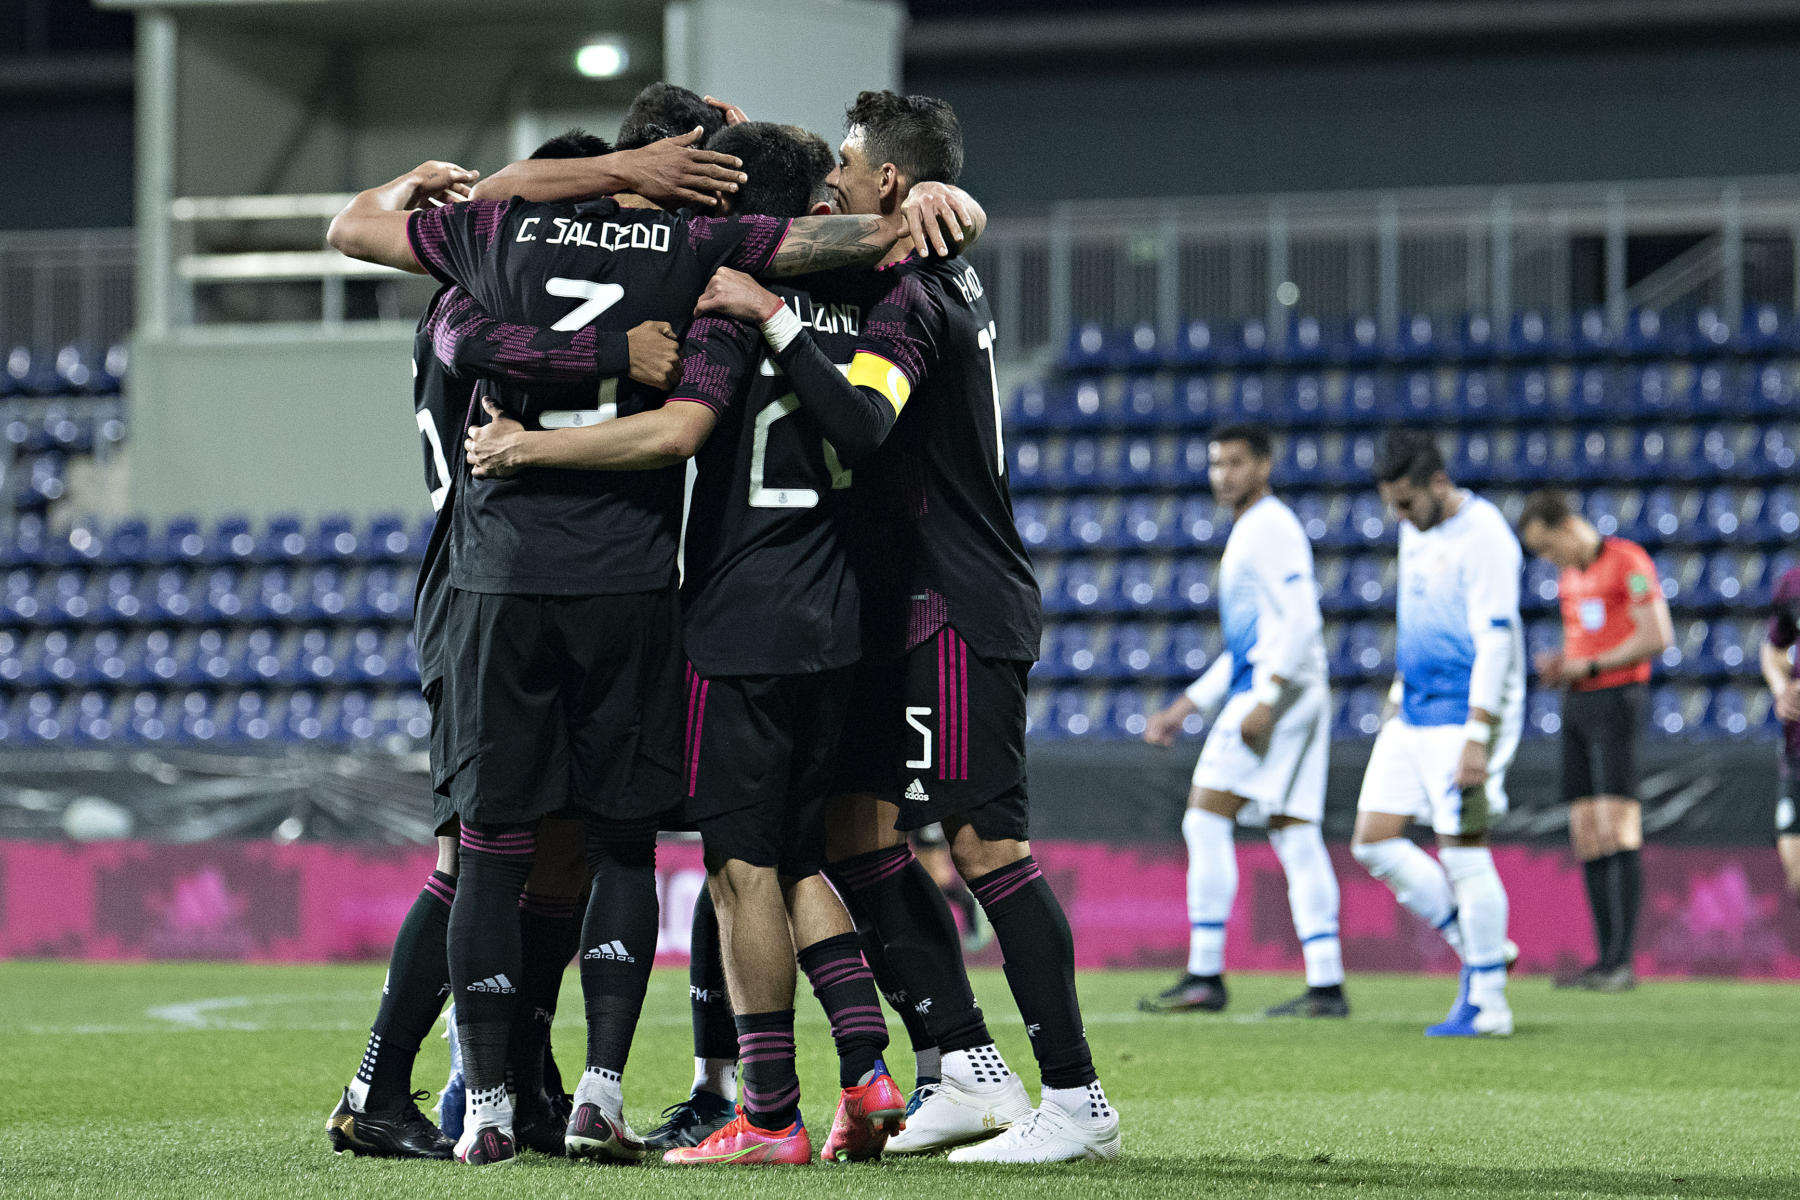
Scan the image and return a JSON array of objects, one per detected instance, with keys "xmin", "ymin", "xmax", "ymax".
[{"xmin": 847, "ymin": 351, "xmax": 912, "ymax": 415}]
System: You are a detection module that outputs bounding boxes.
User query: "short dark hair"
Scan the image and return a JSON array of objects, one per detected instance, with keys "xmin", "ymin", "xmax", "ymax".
[
  {"xmin": 530, "ymin": 127, "xmax": 612, "ymax": 160},
  {"xmin": 1208, "ymin": 423, "xmax": 1272, "ymax": 460},
  {"xmin": 1518, "ymin": 489, "xmax": 1575, "ymax": 532},
  {"xmin": 1373, "ymin": 429, "xmax": 1447, "ymax": 486},
  {"xmin": 706, "ymin": 123, "xmax": 834, "ymax": 220},
  {"xmin": 616, "ymin": 82, "xmax": 724, "ymax": 152},
  {"xmin": 845, "ymin": 90, "xmax": 964, "ymax": 186}
]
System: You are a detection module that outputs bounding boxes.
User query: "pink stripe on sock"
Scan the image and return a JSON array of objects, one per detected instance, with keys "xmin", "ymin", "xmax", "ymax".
[{"xmin": 422, "ymin": 877, "xmax": 455, "ymax": 906}]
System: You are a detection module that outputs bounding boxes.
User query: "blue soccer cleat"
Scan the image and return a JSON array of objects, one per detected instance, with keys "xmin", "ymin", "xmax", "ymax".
[{"xmin": 1426, "ymin": 966, "xmax": 1513, "ymax": 1038}]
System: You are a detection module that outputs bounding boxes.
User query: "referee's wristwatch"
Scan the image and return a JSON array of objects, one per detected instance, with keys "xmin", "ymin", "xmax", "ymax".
[{"xmin": 1586, "ymin": 659, "xmax": 1601, "ymax": 679}]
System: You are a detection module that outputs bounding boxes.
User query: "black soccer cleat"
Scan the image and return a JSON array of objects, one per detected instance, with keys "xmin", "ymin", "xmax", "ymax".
[
  {"xmin": 1138, "ymin": 972, "xmax": 1228, "ymax": 1013},
  {"xmin": 1578, "ymin": 964, "xmax": 1638, "ymax": 993},
  {"xmin": 1553, "ymin": 962, "xmax": 1606, "ymax": 989},
  {"xmin": 513, "ymin": 1091, "xmax": 572, "ymax": 1157},
  {"xmin": 326, "ymin": 1088, "xmax": 455, "ymax": 1160},
  {"xmin": 642, "ymin": 1088, "xmax": 736, "ymax": 1150},
  {"xmin": 1263, "ymin": 987, "xmax": 1350, "ymax": 1018}
]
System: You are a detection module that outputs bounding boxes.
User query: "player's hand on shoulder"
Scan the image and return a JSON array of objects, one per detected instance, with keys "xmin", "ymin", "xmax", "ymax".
[
  {"xmin": 900, "ymin": 183, "xmax": 985, "ymax": 259},
  {"xmin": 464, "ymin": 397, "xmax": 529, "ymax": 478},
  {"xmin": 623, "ymin": 127, "xmax": 745, "ymax": 211},
  {"xmin": 628, "ymin": 321, "xmax": 681, "ymax": 391},
  {"xmin": 695, "ymin": 267, "xmax": 781, "ymax": 323},
  {"xmin": 407, "ymin": 161, "xmax": 479, "ymax": 208}
]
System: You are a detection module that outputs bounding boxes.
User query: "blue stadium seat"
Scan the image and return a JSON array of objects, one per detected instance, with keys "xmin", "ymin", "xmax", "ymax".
[
  {"xmin": 1452, "ymin": 370, "xmax": 1502, "ymax": 420},
  {"xmin": 1292, "ymin": 493, "xmax": 1339, "ymax": 544},
  {"xmin": 1455, "ymin": 314, "xmax": 1497, "ymax": 361},
  {"xmin": 1700, "ymin": 551, "xmax": 1759, "ymax": 607},
  {"xmin": 1568, "ymin": 427, "xmax": 1618, "ymax": 482},
  {"xmin": 1691, "ymin": 308, "xmax": 1732, "ymax": 355},
  {"xmin": 1285, "ymin": 373, "xmax": 1327, "ymax": 425},
  {"xmin": 210, "ymin": 515, "xmax": 258, "ymax": 565},
  {"xmin": 1013, "ymin": 496, "xmax": 1052, "ymax": 552},
  {"xmin": 1059, "ymin": 379, "xmax": 1107, "ymax": 429},
  {"xmin": 1337, "ymin": 316, "xmax": 1382, "ymax": 366},
  {"xmin": 1699, "ymin": 487, "xmax": 1756, "ymax": 544},
  {"xmin": 1569, "ymin": 307, "xmax": 1612, "ymax": 357},
  {"xmin": 1341, "ymin": 494, "xmax": 1393, "ymax": 548},
  {"xmin": 1751, "ymin": 486, "xmax": 1800, "ymax": 543},
  {"xmin": 1335, "ymin": 687, "xmax": 1385, "ymax": 738},
  {"xmin": 1395, "ymin": 314, "xmax": 1441, "ymax": 363},
  {"xmin": 1650, "ymin": 685, "xmax": 1709, "ymax": 736},
  {"xmin": 1327, "ymin": 373, "xmax": 1391, "ymax": 425},
  {"xmin": 1746, "ymin": 363, "xmax": 1794, "ymax": 416},
  {"xmin": 1508, "ymin": 368, "xmax": 1555, "ymax": 422},
  {"xmin": 1043, "ymin": 688, "xmax": 1104, "ymax": 738},
  {"xmin": 1227, "ymin": 319, "xmax": 1271, "ymax": 368},
  {"xmin": 1286, "ymin": 315, "xmax": 1327, "ymax": 366},
  {"xmin": 258, "ymin": 515, "xmax": 309, "ymax": 563},
  {"xmin": 1044, "ymin": 560, "xmax": 1106, "ymax": 615},
  {"xmin": 1696, "ymin": 618, "xmax": 1754, "ymax": 675},
  {"xmin": 1451, "ymin": 429, "xmax": 1505, "ymax": 486},
  {"xmin": 1394, "ymin": 371, "xmax": 1443, "ymax": 422},
  {"xmin": 1170, "ymin": 320, "xmax": 1216, "ymax": 367},
  {"xmin": 1118, "ymin": 496, "xmax": 1178, "ymax": 551},
  {"xmin": 365, "ymin": 513, "xmax": 417, "ymax": 560},
  {"xmin": 1169, "ymin": 560, "xmax": 1216, "ymax": 609},
  {"xmin": 1113, "ymin": 436, "xmax": 1159, "ymax": 490},
  {"xmin": 1063, "ymin": 322, "xmax": 1106, "ymax": 370},
  {"xmin": 1521, "ymin": 557, "xmax": 1560, "ymax": 612},
  {"xmin": 357, "ymin": 567, "xmax": 411, "ymax": 621},
  {"xmin": 1116, "ymin": 376, "xmax": 1166, "ymax": 427},
  {"xmin": 1654, "ymin": 551, "xmax": 1707, "ymax": 607},
  {"xmin": 1009, "ymin": 380, "xmax": 1052, "ymax": 430},
  {"xmin": 1707, "ymin": 685, "xmax": 1765, "ymax": 739},
  {"xmin": 1060, "ymin": 496, "xmax": 1117, "ymax": 551},
  {"xmin": 1103, "ymin": 688, "xmax": 1158, "ymax": 739},
  {"xmin": 153, "ymin": 516, "xmax": 209, "ymax": 566},
  {"xmin": 1008, "ymin": 436, "xmax": 1050, "ymax": 491},
  {"xmin": 1175, "ymin": 496, "xmax": 1227, "ymax": 549},
  {"xmin": 1735, "ymin": 304, "xmax": 1791, "ymax": 354},
  {"xmin": 1061, "ymin": 437, "xmax": 1104, "ymax": 490},
  {"xmin": 1622, "ymin": 308, "xmax": 1674, "ymax": 357},
  {"xmin": 1637, "ymin": 487, "xmax": 1696, "ymax": 545},
  {"xmin": 1228, "ymin": 374, "xmax": 1275, "ymax": 424},
  {"xmin": 1747, "ymin": 423, "xmax": 1800, "ymax": 478}
]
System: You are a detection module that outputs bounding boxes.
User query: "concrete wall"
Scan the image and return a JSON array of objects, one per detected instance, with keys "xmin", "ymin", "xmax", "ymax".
[
  {"xmin": 122, "ymin": 328, "xmax": 423, "ymax": 521},
  {"xmin": 911, "ymin": 38, "xmax": 1800, "ymax": 215}
]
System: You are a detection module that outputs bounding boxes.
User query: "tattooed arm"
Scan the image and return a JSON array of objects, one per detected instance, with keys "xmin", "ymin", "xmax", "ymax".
[{"xmin": 756, "ymin": 183, "xmax": 988, "ymax": 278}]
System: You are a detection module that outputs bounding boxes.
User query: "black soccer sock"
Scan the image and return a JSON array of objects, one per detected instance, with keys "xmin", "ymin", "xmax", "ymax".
[
  {"xmin": 1582, "ymin": 856, "xmax": 1613, "ymax": 968},
  {"xmin": 1604, "ymin": 849, "xmax": 1643, "ymax": 971},
  {"xmin": 797, "ymin": 931, "xmax": 890, "ymax": 1087},
  {"xmin": 826, "ymin": 846, "xmax": 990, "ymax": 1055},
  {"xmin": 448, "ymin": 823, "xmax": 538, "ymax": 1095},
  {"xmin": 356, "ymin": 870, "xmax": 455, "ymax": 1109},
  {"xmin": 735, "ymin": 1010, "xmax": 800, "ymax": 1129},
  {"xmin": 968, "ymin": 855, "xmax": 1097, "ymax": 1089},
  {"xmin": 579, "ymin": 817, "xmax": 659, "ymax": 1076},
  {"xmin": 508, "ymin": 890, "xmax": 579, "ymax": 1106},
  {"xmin": 688, "ymin": 885, "xmax": 739, "ymax": 1064}
]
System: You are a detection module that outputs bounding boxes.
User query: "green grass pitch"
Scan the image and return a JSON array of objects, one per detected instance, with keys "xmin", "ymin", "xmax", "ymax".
[{"xmin": 6, "ymin": 962, "xmax": 1798, "ymax": 1198}]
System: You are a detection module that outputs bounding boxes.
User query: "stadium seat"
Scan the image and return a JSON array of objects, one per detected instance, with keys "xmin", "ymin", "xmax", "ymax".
[
  {"xmin": 1337, "ymin": 316, "xmax": 1382, "ymax": 366},
  {"xmin": 1227, "ymin": 318, "xmax": 1271, "ymax": 368},
  {"xmin": 1735, "ymin": 304, "xmax": 1791, "ymax": 354},
  {"xmin": 1285, "ymin": 373, "xmax": 1327, "ymax": 424},
  {"xmin": 1527, "ymin": 690, "xmax": 1562, "ymax": 737},
  {"xmin": 1063, "ymin": 321, "xmax": 1106, "ymax": 370},
  {"xmin": 1170, "ymin": 320, "xmax": 1216, "ymax": 367},
  {"xmin": 1503, "ymin": 310, "xmax": 1553, "ymax": 359},
  {"xmin": 1569, "ymin": 307, "xmax": 1612, "ymax": 357},
  {"xmin": 1335, "ymin": 687, "xmax": 1385, "ymax": 739},
  {"xmin": 1395, "ymin": 314, "xmax": 1440, "ymax": 363},
  {"xmin": 1454, "ymin": 314, "xmax": 1497, "ymax": 361},
  {"xmin": 1286, "ymin": 315, "xmax": 1327, "ymax": 366},
  {"xmin": 1175, "ymin": 496, "xmax": 1227, "ymax": 549}
]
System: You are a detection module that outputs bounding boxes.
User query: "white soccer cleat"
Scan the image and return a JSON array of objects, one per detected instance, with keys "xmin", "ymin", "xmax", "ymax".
[
  {"xmin": 945, "ymin": 1103, "xmax": 1121, "ymax": 1164},
  {"xmin": 885, "ymin": 1072, "xmax": 1034, "ymax": 1154}
]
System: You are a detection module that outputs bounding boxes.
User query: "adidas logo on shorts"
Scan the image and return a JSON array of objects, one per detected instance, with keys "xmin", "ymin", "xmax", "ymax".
[
  {"xmin": 905, "ymin": 778, "xmax": 930, "ymax": 803},
  {"xmin": 466, "ymin": 974, "xmax": 516, "ymax": 994},
  {"xmin": 583, "ymin": 940, "xmax": 636, "ymax": 963}
]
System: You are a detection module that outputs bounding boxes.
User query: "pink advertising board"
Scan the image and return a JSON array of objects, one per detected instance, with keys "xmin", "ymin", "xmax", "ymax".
[{"xmin": 2, "ymin": 839, "xmax": 1796, "ymax": 978}]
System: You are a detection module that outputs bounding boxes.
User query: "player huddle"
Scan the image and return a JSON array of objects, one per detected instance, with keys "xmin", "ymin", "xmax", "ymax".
[{"xmin": 322, "ymin": 83, "xmax": 1119, "ymax": 1168}]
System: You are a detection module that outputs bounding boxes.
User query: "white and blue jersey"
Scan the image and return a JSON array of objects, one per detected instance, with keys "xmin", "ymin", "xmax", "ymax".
[
  {"xmin": 1186, "ymin": 495, "xmax": 1327, "ymax": 711},
  {"xmin": 1394, "ymin": 492, "xmax": 1525, "ymax": 728}
]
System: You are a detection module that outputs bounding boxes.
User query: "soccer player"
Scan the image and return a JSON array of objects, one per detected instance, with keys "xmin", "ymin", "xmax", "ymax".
[
  {"xmin": 694, "ymin": 91, "xmax": 1120, "ymax": 1164},
  {"xmin": 324, "ymin": 127, "xmax": 689, "ymax": 1162},
  {"xmin": 1350, "ymin": 430, "xmax": 1523, "ymax": 1038},
  {"xmin": 1138, "ymin": 425, "xmax": 1343, "ymax": 1018},
  {"xmin": 1517, "ymin": 490, "xmax": 1671, "ymax": 992},
  {"xmin": 1760, "ymin": 565, "xmax": 1800, "ymax": 909},
  {"xmin": 459, "ymin": 120, "xmax": 931, "ymax": 1166}
]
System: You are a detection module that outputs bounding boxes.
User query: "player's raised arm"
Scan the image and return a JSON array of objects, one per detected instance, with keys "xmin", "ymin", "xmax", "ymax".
[
  {"xmin": 471, "ymin": 127, "xmax": 747, "ymax": 209},
  {"xmin": 326, "ymin": 161, "xmax": 478, "ymax": 273}
]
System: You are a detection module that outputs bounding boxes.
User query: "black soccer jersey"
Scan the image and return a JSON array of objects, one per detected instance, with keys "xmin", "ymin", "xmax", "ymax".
[
  {"xmin": 670, "ymin": 291, "xmax": 866, "ymax": 676},
  {"xmin": 406, "ymin": 197, "xmax": 791, "ymax": 596},
  {"xmin": 832, "ymin": 256, "xmax": 1040, "ymax": 662}
]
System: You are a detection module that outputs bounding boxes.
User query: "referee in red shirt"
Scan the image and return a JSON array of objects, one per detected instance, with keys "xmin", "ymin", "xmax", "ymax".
[{"xmin": 1517, "ymin": 491, "xmax": 1673, "ymax": 992}]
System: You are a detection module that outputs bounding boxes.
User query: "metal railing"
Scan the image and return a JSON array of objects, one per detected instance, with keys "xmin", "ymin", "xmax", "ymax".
[{"xmin": 0, "ymin": 230, "xmax": 135, "ymax": 351}]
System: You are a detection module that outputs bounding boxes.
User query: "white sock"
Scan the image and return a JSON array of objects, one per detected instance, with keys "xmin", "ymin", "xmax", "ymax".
[
  {"xmin": 575, "ymin": 1066, "xmax": 625, "ymax": 1114},
  {"xmin": 1183, "ymin": 808, "xmax": 1237, "ymax": 976},
  {"xmin": 943, "ymin": 1044, "xmax": 1012, "ymax": 1089},
  {"xmin": 1270, "ymin": 823, "xmax": 1344, "ymax": 987},
  {"xmin": 693, "ymin": 1056, "xmax": 736, "ymax": 1102},
  {"xmin": 1440, "ymin": 846, "xmax": 1510, "ymax": 1007},
  {"xmin": 1352, "ymin": 838, "xmax": 1463, "ymax": 955},
  {"xmin": 1040, "ymin": 1080, "xmax": 1115, "ymax": 1125},
  {"xmin": 914, "ymin": 1046, "xmax": 942, "ymax": 1082},
  {"xmin": 465, "ymin": 1081, "xmax": 512, "ymax": 1132}
]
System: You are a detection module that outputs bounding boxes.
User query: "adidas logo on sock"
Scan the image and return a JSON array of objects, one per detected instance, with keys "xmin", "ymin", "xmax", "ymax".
[
  {"xmin": 583, "ymin": 940, "xmax": 636, "ymax": 963},
  {"xmin": 466, "ymin": 974, "xmax": 516, "ymax": 995},
  {"xmin": 905, "ymin": 778, "xmax": 930, "ymax": 803}
]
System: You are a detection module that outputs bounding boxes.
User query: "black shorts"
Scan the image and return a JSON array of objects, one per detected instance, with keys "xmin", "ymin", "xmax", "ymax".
[
  {"xmin": 439, "ymin": 585, "xmax": 683, "ymax": 826},
  {"xmin": 686, "ymin": 666, "xmax": 852, "ymax": 878},
  {"xmin": 834, "ymin": 626, "xmax": 1031, "ymax": 842},
  {"xmin": 1779, "ymin": 775, "xmax": 1800, "ymax": 838},
  {"xmin": 1560, "ymin": 683, "xmax": 1647, "ymax": 804}
]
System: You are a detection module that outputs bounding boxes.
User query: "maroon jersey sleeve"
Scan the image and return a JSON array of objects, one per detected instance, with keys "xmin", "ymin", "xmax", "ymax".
[
  {"xmin": 854, "ymin": 268, "xmax": 940, "ymax": 391},
  {"xmin": 667, "ymin": 316, "xmax": 759, "ymax": 415},
  {"xmin": 406, "ymin": 199, "xmax": 512, "ymax": 289},
  {"xmin": 684, "ymin": 214, "xmax": 792, "ymax": 276},
  {"xmin": 424, "ymin": 287, "xmax": 629, "ymax": 385},
  {"xmin": 1769, "ymin": 568, "xmax": 1800, "ymax": 649}
]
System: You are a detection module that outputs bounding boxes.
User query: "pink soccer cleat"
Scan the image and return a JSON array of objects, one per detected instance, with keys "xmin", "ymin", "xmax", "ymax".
[
  {"xmin": 820, "ymin": 1063, "xmax": 907, "ymax": 1163},
  {"xmin": 661, "ymin": 1108, "xmax": 812, "ymax": 1166}
]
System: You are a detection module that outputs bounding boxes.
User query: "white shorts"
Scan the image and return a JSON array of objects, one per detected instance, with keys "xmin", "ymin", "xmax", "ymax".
[
  {"xmin": 1191, "ymin": 686, "xmax": 1330, "ymax": 825},
  {"xmin": 1356, "ymin": 718, "xmax": 1521, "ymax": 837}
]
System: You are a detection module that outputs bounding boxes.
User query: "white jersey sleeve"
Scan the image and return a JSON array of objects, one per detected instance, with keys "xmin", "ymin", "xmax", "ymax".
[
  {"xmin": 1184, "ymin": 651, "xmax": 1234, "ymax": 715},
  {"xmin": 1464, "ymin": 501, "xmax": 1523, "ymax": 719}
]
